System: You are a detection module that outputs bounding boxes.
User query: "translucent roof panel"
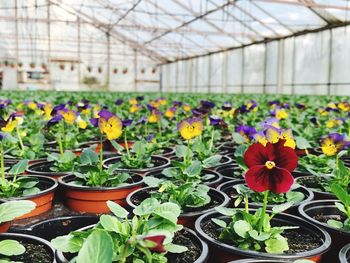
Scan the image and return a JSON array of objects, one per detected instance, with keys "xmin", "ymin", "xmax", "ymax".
[{"xmin": 0, "ymin": 0, "xmax": 347, "ymax": 63}]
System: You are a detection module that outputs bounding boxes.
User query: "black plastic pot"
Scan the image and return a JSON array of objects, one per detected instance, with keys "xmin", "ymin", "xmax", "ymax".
[
  {"xmin": 295, "ymin": 175, "xmax": 336, "ymax": 200},
  {"xmin": 154, "ymin": 147, "xmax": 176, "ymax": 158},
  {"xmin": 127, "ymin": 186, "xmax": 229, "ymax": 228},
  {"xmin": 228, "ymin": 260, "xmax": 294, "ymax": 263},
  {"xmin": 339, "ymin": 243, "xmax": 350, "ymax": 263},
  {"xmin": 55, "ymin": 226, "xmax": 208, "ymax": 263},
  {"xmin": 195, "ymin": 211, "xmax": 331, "ymax": 263},
  {"xmin": 27, "ymin": 161, "xmax": 72, "ymax": 180},
  {"xmin": 215, "ymin": 164, "xmax": 244, "ymax": 182},
  {"xmin": 218, "ymin": 179, "xmax": 314, "ymax": 212},
  {"xmin": 0, "ymin": 232, "xmax": 56, "ymax": 262},
  {"xmin": 19, "ymin": 215, "xmax": 99, "ymax": 241},
  {"xmin": 143, "ymin": 169, "xmax": 223, "ymax": 188},
  {"xmin": 299, "ymin": 199, "xmax": 350, "ymax": 262},
  {"xmin": 102, "ymin": 155, "xmax": 170, "ymax": 174}
]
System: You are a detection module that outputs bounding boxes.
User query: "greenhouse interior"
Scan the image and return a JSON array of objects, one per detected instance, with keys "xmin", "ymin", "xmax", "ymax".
[{"xmin": 2, "ymin": 1, "xmax": 350, "ymax": 263}]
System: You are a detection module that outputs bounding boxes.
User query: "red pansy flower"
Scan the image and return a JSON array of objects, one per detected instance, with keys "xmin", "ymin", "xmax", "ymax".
[
  {"xmin": 143, "ymin": 235, "xmax": 166, "ymax": 253},
  {"xmin": 243, "ymin": 139, "xmax": 298, "ymax": 194}
]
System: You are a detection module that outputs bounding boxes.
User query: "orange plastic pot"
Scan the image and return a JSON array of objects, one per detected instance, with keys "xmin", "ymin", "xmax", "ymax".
[
  {"xmin": 58, "ymin": 173, "xmax": 143, "ymax": 213},
  {"xmin": 0, "ymin": 222, "xmax": 10, "ymax": 233},
  {"xmin": 1, "ymin": 175, "xmax": 58, "ymax": 219}
]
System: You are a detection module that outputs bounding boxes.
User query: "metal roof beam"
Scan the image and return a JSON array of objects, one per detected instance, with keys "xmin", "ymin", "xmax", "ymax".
[{"xmin": 255, "ymin": 0, "xmax": 350, "ymax": 11}]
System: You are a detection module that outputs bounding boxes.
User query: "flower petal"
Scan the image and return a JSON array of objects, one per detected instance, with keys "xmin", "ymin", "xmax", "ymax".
[
  {"xmin": 243, "ymin": 143, "xmax": 268, "ymax": 167},
  {"xmin": 271, "ymin": 140, "xmax": 298, "ymax": 172},
  {"xmin": 269, "ymin": 167, "xmax": 295, "ymax": 194},
  {"xmin": 244, "ymin": 165, "xmax": 271, "ymax": 192}
]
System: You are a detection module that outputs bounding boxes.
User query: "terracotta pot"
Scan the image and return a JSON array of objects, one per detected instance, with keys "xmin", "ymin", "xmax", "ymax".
[
  {"xmin": 195, "ymin": 211, "xmax": 331, "ymax": 263},
  {"xmin": 143, "ymin": 169, "xmax": 223, "ymax": 188},
  {"xmin": 0, "ymin": 175, "xmax": 57, "ymax": 219},
  {"xmin": 218, "ymin": 179, "xmax": 314, "ymax": 213},
  {"xmin": 299, "ymin": 200, "xmax": 350, "ymax": 262},
  {"xmin": 58, "ymin": 173, "xmax": 143, "ymax": 213},
  {"xmin": 126, "ymin": 186, "xmax": 229, "ymax": 228},
  {"xmin": 0, "ymin": 233, "xmax": 55, "ymax": 262},
  {"xmin": 103, "ymin": 155, "xmax": 170, "ymax": 175}
]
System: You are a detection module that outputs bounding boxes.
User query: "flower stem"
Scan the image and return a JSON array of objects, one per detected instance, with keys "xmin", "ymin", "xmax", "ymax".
[
  {"xmin": 15, "ymin": 126, "xmax": 24, "ymax": 152},
  {"xmin": 157, "ymin": 121, "xmax": 162, "ymax": 137},
  {"xmin": 259, "ymin": 190, "xmax": 269, "ymax": 232},
  {"xmin": 0, "ymin": 143, "xmax": 5, "ymax": 183},
  {"xmin": 120, "ymin": 243, "xmax": 129, "ymax": 263},
  {"xmin": 99, "ymin": 134, "xmax": 103, "ymax": 174},
  {"xmin": 57, "ymin": 134, "xmax": 64, "ymax": 158},
  {"xmin": 244, "ymin": 194, "xmax": 249, "ymax": 213},
  {"xmin": 124, "ymin": 131, "xmax": 131, "ymax": 159},
  {"xmin": 186, "ymin": 140, "xmax": 191, "ymax": 164}
]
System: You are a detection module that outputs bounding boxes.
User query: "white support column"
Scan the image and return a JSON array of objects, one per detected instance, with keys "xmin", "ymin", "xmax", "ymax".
[{"xmin": 277, "ymin": 39, "xmax": 284, "ymax": 94}]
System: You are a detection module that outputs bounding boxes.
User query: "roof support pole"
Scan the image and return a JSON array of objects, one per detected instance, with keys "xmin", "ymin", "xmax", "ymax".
[
  {"xmin": 77, "ymin": 17, "xmax": 81, "ymax": 90},
  {"xmin": 327, "ymin": 29, "xmax": 333, "ymax": 95},
  {"xmin": 106, "ymin": 32, "xmax": 111, "ymax": 91},
  {"xmin": 277, "ymin": 39, "xmax": 284, "ymax": 94}
]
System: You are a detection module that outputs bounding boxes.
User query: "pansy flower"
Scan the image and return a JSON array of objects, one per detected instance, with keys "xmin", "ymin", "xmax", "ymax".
[
  {"xmin": 244, "ymin": 140, "xmax": 298, "ymax": 194},
  {"xmin": 338, "ymin": 101, "xmax": 350, "ymax": 112},
  {"xmin": 91, "ymin": 110, "xmax": 123, "ymax": 140},
  {"xmin": 129, "ymin": 104, "xmax": 141, "ymax": 113},
  {"xmin": 200, "ymin": 100, "xmax": 215, "ymax": 109},
  {"xmin": 255, "ymin": 126, "xmax": 296, "ymax": 149},
  {"xmin": 122, "ymin": 119, "xmax": 133, "ymax": 127},
  {"xmin": 221, "ymin": 102, "xmax": 232, "ymax": 111},
  {"xmin": 76, "ymin": 116, "xmax": 87, "ymax": 129},
  {"xmin": 271, "ymin": 107, "xmax": 288, "ymax": 120},
  {"xmin": 164, "ymin": 107, "xmax": 176, "ymax": 119},
  {"xmin": 183, "ymin": 104, "xmax": 191, "ymax": 112},
  {"xmin": 148, "ymin": 110, "xmax": 161, "ymax": 123},
  {"xmin": 58, "ymin": 109, "xmax": 77, "ymax": 125},
  {"xmin": 326, "ymin": 118, "xmax": 344, "ymax": 129},
  {"xmin": 142, "ymin": 235, "xmax": 166, "ymax": 253},
  {"xmin": 236, "ymin": 125, "xmax": 256, "ymax": 141},
  {"xmin": 1, "ymin": 113, "xmax": 23, "ymax": 133},
  {"xmin": 260, "ymin": 117, "xmax": 280, "ymax": 129},
  {"xmin": 178, "ymin": 117, "xmax": 203, "ymax": 140},
  {"xmin": 320, "ymin": 133, "xmax": 350, "ymax": 156},
  {"xmin": 115, "ymin": 99, "xmax": 123, "ymax": 106},
  {"xmin": 158, "ymin": 97, "xmax": 167, "ymax": 106}
]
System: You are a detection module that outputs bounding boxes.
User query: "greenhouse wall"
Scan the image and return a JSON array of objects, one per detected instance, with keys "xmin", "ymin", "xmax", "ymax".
[{"xmin": 161, "ymin": 26, "xmax": 350, "ymax": 96}]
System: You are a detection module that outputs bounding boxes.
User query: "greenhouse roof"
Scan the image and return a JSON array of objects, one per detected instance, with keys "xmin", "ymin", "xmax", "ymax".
[{"xmin": 2, "ymin": 0, "xmax": 350, "ymax": 63}]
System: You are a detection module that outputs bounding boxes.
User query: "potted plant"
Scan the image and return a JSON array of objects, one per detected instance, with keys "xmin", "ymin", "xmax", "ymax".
[
  {"xmin": 218, "ymin": 179, "xmax": 313, "ymax": 213},
  {"xmin": 299, "ymin": 183, "xmax": 350, "ymax": 261},
  {"xmin": 52, "ymin": 199, "xmax": 208, "ymax": 263},
  {"xmin": 0, "ymin": 160, "xmax": 58, "ymax": 218},
  {"xmin": 195, "ymin": 139, "xmax": 331, "ymax": 262}
]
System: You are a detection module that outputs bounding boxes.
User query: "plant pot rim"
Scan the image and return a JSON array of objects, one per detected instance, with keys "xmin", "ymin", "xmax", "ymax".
[
  {"xmin": 298, "ymin": 199, "xmax": 350, "ymax": 236},
  {"xmin": 58, "ymin": 173, "xmax": 143, "ymax": 191},
  {"xmin": 102, "ymin": 155, "xmax": 170, "ymax": 172},
  {"xmin": 126, "ymin": 186, "xmax": 230, "ymax": 218},
  {"xmin": 218, "ymin": 179, "xmax": 314, "ymax": 208},
  {"xmin": 0, "ymin": 175, "xmax": 58, "ymax": 201},
  {"xmin": 143, "ymin": 168, "xmax": 223, "ymax": 186},
  {"xmin": 295, "ymin": 175, "xmax": 335, "ymax": 197},
  {"xmin": 227, "ymin": 259, "xmax": 292, "ymax": 263},
  {"xmin": 55, "ymin": 226, "xmax": 208, "ymax": 263},
  {"xmin": 195, "ymin": 211, "xmax": 331, "ymax": 260},
  {"xmin": 339, "ymin": 243, "xmax": 350, "ymax": 263},
  {"xmin": 0, "ymin": 232, "xmax": 56, "ymax": 262},
  {"xmin": 26, "ymin": 160, "xmax": 73, "ymax": 176}
]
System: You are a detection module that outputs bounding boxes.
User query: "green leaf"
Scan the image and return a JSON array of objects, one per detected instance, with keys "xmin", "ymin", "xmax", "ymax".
[
  {"xmin": 327, "ymin": 219, "xmax": 343, "ymax": 229},
  {"xmin": 0, "ymin": 200, "xmax": 36, "ymax": 223},
  {"xmin": 202, "ymin": 155, "xmax": 222, "ymax": 168},
  {"xmin": 234, "ymin": 220, "xmax": 251, "ymax": 238},
  {"xmin": 164, "ymin": 243, "xmax": 188, "ymax": 253},
  {"xmin": 232, "ymin": 133, "xmax": 247, "ymax": 144},
  {"xmin": 175, "ymin": 145, "xmax": 190, "ymax": 158},
  {"xmin": 331, "ymin": 184, "xmax": 350, "ymax": 207},
  {"xmin": 51, "ymin": 235, "xmax": 84, "ymax": 253},
  {"xmin": 248, "ymin": 230, "xmax": 270, "ymax": 241},
  {"xmin": 110, "ymin": 140, "xmax": 124, "ymax": 152},
  {"xmin": 272, "ymin": 202, "xmax": 293, "ymax": 214},
  {"xmin": 286, "ymin": 191, "xmax": 304, "ymax": 204},
  {"xmin": 295, "ymin": 136, "xmax": 311, "ymax": 150},
  {"xmin": 184, "ymin": 161, "xmax": 202, "ymax": 177},
  {"xmin": 211, "ymin": 218, "xmax": 227, "ymax": 228},
  {"xmin": 8, "ymin": 160, "xmax": 28, "ymax": 175},
  {"xmin": 106, "ymin": 201, "xmax": 129, "ymax": 218},
  {"xmin": 215, "ymin": 207, "xmax": 236, "ymax": 216},
  {"xmin": 335, "ymin": 202, "xmax": 347, "ymax": 214},
  {"xmin": 153, "ymin": 202, "xmax": 181, "ymax": 225},
  {"xmin": 162, "ymin": 167, "xmax": 179, "ymax": 178},
  {"xmin": 265, "ymin": 236, "xmax": 289, "ymax": 254},
  {"xmin": 76, "ymin": 229, "xmax": 114, "ymax": 263},
  {"xmin": 22, "ymin": 187, "xmax": 41, "ymax": 196},
  {"xmin": 234, "ymin": 145, "xmax": 248, "ymax": 157},
  {"xmin": 80, "ymin": 149, "xmax": 99, "ymax": 165},
  {"xmin": 133, "ymin": 198, "xmax": 160, "ymax": 216},
  {"xmin": 143, "ymin": 176, "xmax": 162, "ymax": 187},
  {"xmin": 0, "ymin": 240, "xmax": 25, "ymax": 256},
  {"xmin": 100, "ymin": 215, "xmax": 122, "ymax": 233}
]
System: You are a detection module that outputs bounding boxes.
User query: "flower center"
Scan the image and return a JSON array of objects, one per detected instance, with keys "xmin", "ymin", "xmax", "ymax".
[{"xmin": 265, "ymin": 161, "xmax": 276, "ymax": 170}]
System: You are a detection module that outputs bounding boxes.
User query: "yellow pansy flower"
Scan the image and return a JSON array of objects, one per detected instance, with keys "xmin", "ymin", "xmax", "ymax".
[{"xmin": 178, "ymin": 118, "xmax": 203, "ymax": 140}]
